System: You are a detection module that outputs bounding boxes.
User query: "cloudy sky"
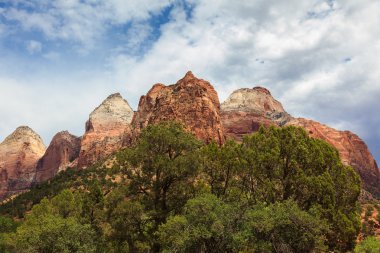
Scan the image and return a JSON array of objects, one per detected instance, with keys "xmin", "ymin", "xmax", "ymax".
[{"xmin": 0, "ymin": 0, "xmax": 379, "ymax": 162}]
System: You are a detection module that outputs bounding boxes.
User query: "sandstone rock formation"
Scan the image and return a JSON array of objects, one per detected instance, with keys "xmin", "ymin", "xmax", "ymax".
[
  {"xmin": 35, "ymin": 131, "xmax": 81, "ymax": 182},
  {"xmin": 221, "ymin": 87, "xmax": 291, "ymax": 140},
  {"xmin": 0, "ymin": 126, "xmax": 46, "ymax": 199},
  {"xmin": 132, "ymin": 71, "xmax": 225, "ymax": 144},
  {"xmin": 77, "ymin": 93, "xmax": 134, "ymax": 168},
  {"xmin": 221, "ymin": 87, "xmax": 380, "ymax": 197}
]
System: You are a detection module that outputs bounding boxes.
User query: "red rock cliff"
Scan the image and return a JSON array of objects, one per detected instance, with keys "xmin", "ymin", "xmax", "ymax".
[
  {"xmin": 0, "ymin": 126, "xmax": 46, "ymax": 199},
  {"xmin": 132, "ymin": 71, "xmax": 225, "ymax": 144},
  {"xmin": 221, "ymin": 87, "xmax": 380, "ymax": 197},
  {"xmin": 78, "ymin": 93, "xmax": 134, "ymax": 168},
  {"xmin": 35, "ymin": 131, "xmax": 81, "ymax": 182}
]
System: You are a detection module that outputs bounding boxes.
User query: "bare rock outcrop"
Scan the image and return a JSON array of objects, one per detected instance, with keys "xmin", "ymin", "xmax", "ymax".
[
  {"xmin": 221, "ymin": 87, "xmax": 380, "ymax": 197},
  {"xmin": 77, "ymin": 93, "xmax": 134, "ymax": 168},
  {"xmin": 35, "ymin": 131, "xmax": 81, "ymax": 182},
  {"xmin": 0, "ymin": 126, "xmax": 46, "ymax": 199},
  {"xmin": 132, "ymin": 71, "xmax": 225, "ymax": 144},
  {"xmin": 221, "ymin": 87, "xmax": 291, "ymax": 140}
]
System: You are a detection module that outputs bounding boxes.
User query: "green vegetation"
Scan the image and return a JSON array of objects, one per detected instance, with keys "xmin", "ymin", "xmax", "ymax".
[
  {"xmin": 0, "ymin": 215, "xmax": 19, "ymax": 252},
  {"xmin": 355, "ymin": 236, "xmax": 380, "ymax": 253},
  {"xmin": 366, "ymin": 205, "xmax": 374, "ymax": 218},
  {"xmin": 9, "ymin": 193, "xmax": 96, "ymax": 253},
  {"xmin": 361, "ymin": 204, "xmax": 380, "ymax": 239},
  {"xmin": 0, "ymin": 122, "xmax": 362, "ymax": 252}
]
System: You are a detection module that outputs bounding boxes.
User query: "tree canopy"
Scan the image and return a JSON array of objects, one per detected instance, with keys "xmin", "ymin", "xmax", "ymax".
[{"xmin": 0, "ymin": 122, "xmax": 366, "ymax": 252}]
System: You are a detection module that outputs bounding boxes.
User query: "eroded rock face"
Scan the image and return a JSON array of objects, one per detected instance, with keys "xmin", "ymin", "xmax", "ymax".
[
  {"xmin": 132, "ymin": 71, "xmax": 225, "ymax": 144},
  {"xmin": 77, "ymin": 93, "xmax": 134, "ymax": 168},
  {"xmin": 286, "ymin": 118, "xmax": 380, "ymax": 197},
  {"xmin": 0, "ymin": 126, "xmax": 46, "ymax": 199},
  {"xmin": 221, "ymin": 87, "xmax": 291, "ymax": 140},
  {"xmin": 221, "ymin": 87, "xmax": 380, "ymax": 198},
  {"xmin": 35, "ymin": 131, "xmax": 81, "ymax": 182}
]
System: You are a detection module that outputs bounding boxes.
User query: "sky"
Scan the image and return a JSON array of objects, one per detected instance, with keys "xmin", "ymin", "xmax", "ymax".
[{"xmin": 0, "ymin": 0, "xmax": 379, "ymax": 163}]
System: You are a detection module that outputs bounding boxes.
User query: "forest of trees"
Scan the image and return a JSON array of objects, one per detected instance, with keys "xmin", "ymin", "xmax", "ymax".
[{"xmin": 0, "ymin": 122, "xmax": 379, "ymax": 252}]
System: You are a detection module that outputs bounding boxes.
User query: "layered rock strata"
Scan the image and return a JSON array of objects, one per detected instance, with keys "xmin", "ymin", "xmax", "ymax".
[
  {"xmin": 77, "ymin": 93, "xmax": 134, "ymax": 168},
  {"xmin": 132, "ymin": 71, "xmax": 225, "ymax": 145},
  {"xmin": 221, "ymin": 87, "xmax": 291, "ymax": 140}
]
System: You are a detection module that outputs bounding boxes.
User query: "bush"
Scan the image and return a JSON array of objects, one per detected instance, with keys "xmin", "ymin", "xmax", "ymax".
[{"xmin": 355, "ymin": 236, "xmax": 380, "ymax": 253}]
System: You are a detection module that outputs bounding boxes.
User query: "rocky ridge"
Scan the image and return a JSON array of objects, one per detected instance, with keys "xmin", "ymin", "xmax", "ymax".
[
  {"xmin": 221, "ymin": 87, "xmax": 291, "ymax": 140},
  {"xmin": 132, "ymin": 71, "xmax": 225, "ymax": 145},
  {"xmin": 0, "ymin": 126, "xmax": 46, "ymax": 199},
  {"xmin": 35, "ymin": 131, "xmax": 81, "ymax": 182},
  {"xmin": 77, "ymin": 93, "xmax": 134, "ymax": 168},
  {"xmin": 0, "ymin": 72, "xmax": 379, "ymax": 199}
]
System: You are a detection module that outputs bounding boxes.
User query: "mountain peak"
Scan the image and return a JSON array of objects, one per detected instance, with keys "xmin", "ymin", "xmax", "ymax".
[
  {"xmin": 79, "ymin": 93, "xmax": 134, "ymax": 168},
  {"xmin": 221, "ymin": 87, "xmax": 286, "ymax": 115},
  {"xmin": 2, "ymin": 126, "xmax": 45, "ymax": 147},
  {"xmin": 35, "ymin": 130, "xmax": 81, "ymax": 182},
  {"xmin": 105, "ymin": 92, "xmax": 122, "ymax": 100},
  {"xmin": 252, "ymin": 86, "xmax": 272, "ymax": 95},
  {"xmin": 183, "ymin": 70, "xmax": 195, "ymax": 80},
  {"xmin": 88, "ymin": 93, "xmax": 134, "ymax": 132},
  {"xmin": 132, "ymin": 72, "xmax": 225, "ymax": 145},
  {"xmin": 0, "ymin": 126, "xmax": 46, "ymax": 199}
]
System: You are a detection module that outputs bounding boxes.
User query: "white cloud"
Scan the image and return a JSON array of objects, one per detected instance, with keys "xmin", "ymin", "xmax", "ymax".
[
  {"xmin": 26, "ymin": 40, "xmax": 42, "ymax": 54},
  {"xmin": 2, "ymin": 0, "xmax": 173, "ymax": 48},
  {"xmin": 103, "ymin": 0, "xmax": 380, "ymax": 159},
  {"xmin": 42, "ymin": 51, "xmax": 60, "ymax": 61},
  {"xmin": 1, "ymin": 0, "xmax": 380, "ymax": 161}
]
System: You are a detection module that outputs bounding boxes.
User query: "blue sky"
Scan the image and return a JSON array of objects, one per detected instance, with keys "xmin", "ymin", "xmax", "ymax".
[{"xmin": 0, "ymin": 0, "xmax": 379, "ymax": 163}]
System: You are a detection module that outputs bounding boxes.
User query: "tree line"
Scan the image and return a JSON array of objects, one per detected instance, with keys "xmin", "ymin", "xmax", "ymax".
[{"xmin": 1, "ymin": 122, "xmax": 378, "ymax": 252}]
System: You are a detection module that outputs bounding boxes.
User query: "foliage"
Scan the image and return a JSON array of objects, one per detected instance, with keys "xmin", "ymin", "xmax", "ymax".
[
  {"xmin": 0, "ymin": 215, "xmax": 19, "ymax": 253},
  {"xmin": 355, "ymin": 236, "xmax": 380, "ymax": 253},
  {"xmin": 115, "ymin": 122, "xmax": 202, "ymax": 251},
  {"xmin": 366, "ymin": 205, "xmax": 374, "ymax": 218},
  {"xmin": 7, "ymin": 192, "xmax": 96, "ymax": 253},
  {"xmin": 0, "ymin": 162, "xmax": 114, "ymax": 218},
  {"xmin": 158, "ymin": 195, "xmax": 327, "ymax": 253},
  {"xmin": 0, "ymin": 123, "xmax": 363, "ymax": 252},
  {"xmin": 200, "ymin": 126, "xmax": 361, "ymax": 251}
]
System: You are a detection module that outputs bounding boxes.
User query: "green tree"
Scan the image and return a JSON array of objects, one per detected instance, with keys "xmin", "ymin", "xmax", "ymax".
[
  {"xmin": 80, "ymin": 180, "xmax": 106, "ymax": 250},
  {"xmin": 0, "ymin": 215, "xmax": 19, "ymax": 253},
  {"xmin": 239, "ymin": 126, "xmax": 361, "ymax": 251},
  {"xmin": 200, "ymin": 140, "xmax": 242, "ymax": 199},
  {"xmin": 108, "ymin": 198, "xmax": 149, "ymax": 252},
  {"xmin": 9, "ymin": 197, "xmax": 95, "ymax": 253},
  {"xmin": 241, "ymin": 200, "xmax": 328, "ymax": 253},
  {"xmin": 355, "ymin": 236, "xmax": 380, "ymax": 253},
  {"xmin": 116, "ymin": 122, "xmax": 202, "ymax": 251},
  {"xmin": 158, "ymin": 194, "xmax": 237, "ymax": 253},
  {"xmin": 51, "ymin": 189, "xmax": 82, "ymax": 219},
  {"xmin": 158, "ymin": 195, "xmax": 328, "ymax": 253}
]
